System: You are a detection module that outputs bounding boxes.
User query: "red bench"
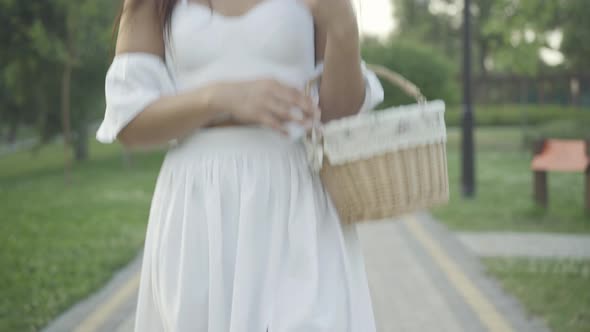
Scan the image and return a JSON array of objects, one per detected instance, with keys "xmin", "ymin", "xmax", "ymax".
[{"xmin": 531, "ymin": 139, "xmax": 590, "ymax": 210}]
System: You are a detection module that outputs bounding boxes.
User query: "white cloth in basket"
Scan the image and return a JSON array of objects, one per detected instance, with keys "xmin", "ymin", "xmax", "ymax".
[{"xmin": 322, "ymin": 100, "xmax": 446, "ymax": 165}]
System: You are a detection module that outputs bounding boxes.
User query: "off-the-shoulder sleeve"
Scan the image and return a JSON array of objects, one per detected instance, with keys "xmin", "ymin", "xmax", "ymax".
[
  {"xmin": 95, "ymin": 53, "xmax": 176, "ymax": 144},
  {"xmin": 309, "ymin": 60, "xmax": 384, "ymax": 114}
]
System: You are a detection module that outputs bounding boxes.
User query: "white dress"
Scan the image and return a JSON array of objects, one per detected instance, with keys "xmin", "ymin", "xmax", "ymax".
[{"xmin": 96, "ymin": 0, "xmax": 384, "ymax": 331}]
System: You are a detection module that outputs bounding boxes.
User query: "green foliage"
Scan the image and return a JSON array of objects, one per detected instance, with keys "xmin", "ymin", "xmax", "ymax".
[
  {"xmin": 0, "ymin": 1, "xmax": 59, "ymax": 138},
  {"xmin": 390, "ymin": 0, "xmax": 573, "ymax": 75},
  {"xmin": 0, "ymin": 0, "xmax": 117, "ymax": 152},
  {"xmin": 561, "ymin": 0, "xmax": 590, "ymax": 71},
  {"xmin": 362, "ymin": 38, "xmax": 459, "ymax": 106},
  {"xmin": 481, "ymin": 0, "xmax": 561, "ymax": 75},
  {"xmin": 392, "ymin": 0, "xmax": 461, "ymax": 61}
]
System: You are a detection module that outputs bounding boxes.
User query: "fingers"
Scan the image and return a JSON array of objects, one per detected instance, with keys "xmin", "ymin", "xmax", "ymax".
[
  {"xmin": 289, "ymin": 88, "xmax": 318, "ymax": 119},
  {"xmin": 266, "ymin": 96, "xmax": 307, "ymax": 124},
  {"xmin": 267, "ymin": 80, "xmax": 319, "ymax": 120},
  {"xmin": 255, "ymin": 79, "xmax": 323, "ymax": 135},
  {"xmin": 259, "ymin": 114, "xmax": 289, "ymax": 136}
]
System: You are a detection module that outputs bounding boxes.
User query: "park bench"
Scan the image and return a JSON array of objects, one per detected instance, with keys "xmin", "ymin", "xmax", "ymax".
[{"xmin": 531, "ymin": 139, "xmax": 590, "ymax": 210}]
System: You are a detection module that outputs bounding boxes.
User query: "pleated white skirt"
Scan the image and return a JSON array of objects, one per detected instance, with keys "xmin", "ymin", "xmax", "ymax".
[{"xmin": 134, "ymin": 126, "xmax": 376, "ymax": 332}]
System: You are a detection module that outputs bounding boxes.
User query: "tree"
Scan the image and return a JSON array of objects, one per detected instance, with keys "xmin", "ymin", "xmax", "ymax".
[
  {"xmin": 362, "ymin": 38, "xmax": 459, "ymax": 106},
  {"xmin": 391, "ymin": 0, "xmax": 566, "ymax": 75},
  {"xmin": 47, "ymin": 0, "xmax": 116, "ymax": 165},
  {"xmin": 0, "ymin": 1, "xmax": 59, "ymax": 144},
  {"xmin": 560, "ymin": 0, "xmax": 590, "ymax": 71},
  {"xmin": 481, "ymin": 0, "xmax": 562, "ymax": 75},
  {"xmin": 0, "ymin": 0, "xmax": 116, "ymax": 172},
  {"xmin": 393, "ymin": 0, "xmax": 462, "ymax": 62}
]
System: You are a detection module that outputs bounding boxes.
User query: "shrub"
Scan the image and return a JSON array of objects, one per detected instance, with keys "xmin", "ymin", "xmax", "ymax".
[
  {"xmin": 362, "ymin": 39, "xmax": 459, "ymax": 107},
  {"xmin": 445, "ymin": 104, "xmax": 590, "ymax": 127},
  {"xmin": 523, "ymin": 118, "xmax": 590, "ymax": 147}
]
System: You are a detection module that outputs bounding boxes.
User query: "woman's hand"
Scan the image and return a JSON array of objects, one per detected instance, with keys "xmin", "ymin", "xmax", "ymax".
[
  {"xmin": 207, "ymin": 79, "xmax": 319, "ymax": 135},
  {"xmin": 302, "ymin": 0, "xmax": 357, "ymax": 32}
]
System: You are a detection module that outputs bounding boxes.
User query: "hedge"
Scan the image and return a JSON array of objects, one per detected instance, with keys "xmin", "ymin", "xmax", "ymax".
[{"xmin": 444, "ymin": 104, "xmax": 590, "ymax": 127}]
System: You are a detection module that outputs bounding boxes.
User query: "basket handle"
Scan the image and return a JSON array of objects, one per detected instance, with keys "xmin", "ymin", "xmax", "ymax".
[
  {"xmin": 303, "ymin": 63, "xmax": 427, "ymax": 173},
  {"xmin": 365, "ymin": 64, "xmax": 426, "ymax": 104},
  {"xmin": 304, "ymin": 63, "xmax": 426, "ymax": 104}
]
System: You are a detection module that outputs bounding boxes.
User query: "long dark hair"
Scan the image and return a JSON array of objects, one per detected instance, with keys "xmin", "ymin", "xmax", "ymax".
[{"xmin": 113, "ymin": 0, "xmax": 212, "ymax": 38}]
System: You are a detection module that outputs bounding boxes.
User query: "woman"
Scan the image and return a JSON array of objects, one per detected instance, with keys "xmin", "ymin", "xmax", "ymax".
[{"xmin": 97, "ymin": 0, "xmax": 384, "ymax": 330}]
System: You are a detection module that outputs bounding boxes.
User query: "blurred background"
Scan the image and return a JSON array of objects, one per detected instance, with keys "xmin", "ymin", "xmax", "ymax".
[{"xmin": 1, "ymin": 0, "xmax": 588, "ymax": 331}]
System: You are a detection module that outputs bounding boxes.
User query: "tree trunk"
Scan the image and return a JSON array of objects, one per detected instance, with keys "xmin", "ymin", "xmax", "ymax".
[
  {"xmin": 33, "ymin": 84, "xmax": 49, "ymax": 156},
  {"xmin": 478, "ymin": 39, "xmax": 489, "ymax": 76},
  {"xmin": 62, "ymin": 59, "xmax": 73, "ymax": 184},
  {"xmin": 62, "ymin": 8, "xmax": 79, "ymax": 184},
  {"xmin": 74, "ymin": 109, "xmax": 89, "ymax": 161},
  {"xmin": 6, "ymin": 117, "xmax": 19, "ymax": 144}
]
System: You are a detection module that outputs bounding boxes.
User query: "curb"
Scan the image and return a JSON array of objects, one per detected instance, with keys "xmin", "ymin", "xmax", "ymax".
[{"xmin": 42, "ymin": 251, "xmax": 142, "ymax": 332}]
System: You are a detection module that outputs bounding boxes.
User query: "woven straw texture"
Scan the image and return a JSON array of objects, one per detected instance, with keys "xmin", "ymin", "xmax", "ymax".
[{"xmin": 320, "ymin": 142, "xmax": 449, "ymax": 224}]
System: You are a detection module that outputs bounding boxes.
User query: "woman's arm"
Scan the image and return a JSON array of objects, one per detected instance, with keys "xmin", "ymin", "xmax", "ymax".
[
  {"xmin": 114, "ymin": 0, "xmax": 221, "ymax": 147},
  {"xmin": 309, "ymin": 1, "xmax": 365, "ymax": 122},
  {"xmin": 112, "ymin": 0, "xmax": 316, "ymax": 148}
]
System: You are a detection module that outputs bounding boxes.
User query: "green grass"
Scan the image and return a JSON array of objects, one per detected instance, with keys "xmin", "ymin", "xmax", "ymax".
[
  {"xmin": 0, "ymin": 141, "xmax": 164, "ymax": 331},
  {"xmin": 432, "ymin": 127, "xmax": 590, "ymax": 233},
  {"xmin": 485, "ymin": 258, "xmax": 590, "ymax": 332},
  {"xmin": 436, "ymin": 127, "xmax": 590, "ymax": 332}
]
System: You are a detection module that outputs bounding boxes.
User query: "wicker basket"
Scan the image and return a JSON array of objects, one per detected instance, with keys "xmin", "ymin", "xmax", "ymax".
[{"xmin": 305, "ymin": 64, "xmax": 449, "ymax": 224}]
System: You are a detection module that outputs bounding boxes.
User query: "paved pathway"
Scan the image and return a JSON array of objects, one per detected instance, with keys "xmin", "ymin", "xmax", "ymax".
[
  {"xmin": 457, "ymin": 232, "xmax": 590, "ymax": 259},
  {"xmin": 44, "ymin": 213, "xmax": 550, "ymax": 332}
]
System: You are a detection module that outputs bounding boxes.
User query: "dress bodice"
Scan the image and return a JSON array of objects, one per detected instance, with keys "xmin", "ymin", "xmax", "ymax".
[
  {"xmin": 95, "ymin": 0, "xmax": 384, "ymax": 145},
  {"xmin": 165, "ymin": 0, "xmax": 316, "ymax": 91}
]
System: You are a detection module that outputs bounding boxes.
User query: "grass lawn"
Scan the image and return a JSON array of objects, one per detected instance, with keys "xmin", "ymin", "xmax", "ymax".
[
  {"xmin": 433, "ymin": 127, "xmax": 590, "ymax": 233},
  {"xmin": 0, "ymin": 140, "xmax": 164, "ymax": 331},
  {"xmin": 436, "ymin": 127, "xmax": 590, "ymax": 332},
  {"xmin": 485, "ymin": 258, "xmax": 590, "ymax": 332}
]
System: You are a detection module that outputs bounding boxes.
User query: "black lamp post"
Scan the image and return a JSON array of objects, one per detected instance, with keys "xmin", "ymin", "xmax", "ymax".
[{"xmin": 462, "ymin": 0, "xmax": 475, "ymax": 197}]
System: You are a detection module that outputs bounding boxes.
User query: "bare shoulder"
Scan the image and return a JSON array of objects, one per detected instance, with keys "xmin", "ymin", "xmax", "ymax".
[{"xmin": 115, "ymin": 0, "xmax": 165, "ymax": 58}]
